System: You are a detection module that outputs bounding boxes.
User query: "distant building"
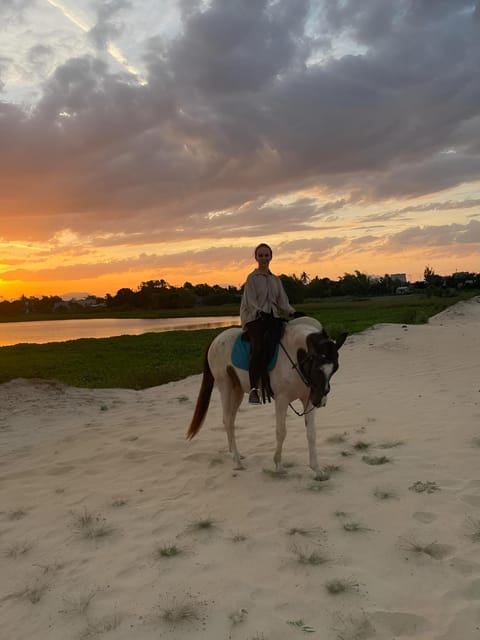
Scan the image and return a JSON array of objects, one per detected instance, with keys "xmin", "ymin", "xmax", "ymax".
[{"xmin": 390, "ymin": 273, "xmax": 407, "ymax": 283}]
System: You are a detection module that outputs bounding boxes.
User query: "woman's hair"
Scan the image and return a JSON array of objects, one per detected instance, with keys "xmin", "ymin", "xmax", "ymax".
[{"xmin": 254, "ymin": 243, "xmax": 273, "ymax": 257}]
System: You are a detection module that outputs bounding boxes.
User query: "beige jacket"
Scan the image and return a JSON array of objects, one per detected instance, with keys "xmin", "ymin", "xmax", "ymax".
[{"xmin": 240, "ymin": 269, "xmax": 295, "ymax": 326}]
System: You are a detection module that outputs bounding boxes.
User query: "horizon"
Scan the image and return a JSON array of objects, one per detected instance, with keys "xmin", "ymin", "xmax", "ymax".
[
  {"xmin": 2, "ymin": 267, "xmax": 478, "ymax": 304},
  {"xmin": 1, "ymin": 2, "xmax": 479, "ymax": 300}
]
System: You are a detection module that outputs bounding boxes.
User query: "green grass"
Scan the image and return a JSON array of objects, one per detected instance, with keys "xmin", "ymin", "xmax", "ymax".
[{"xmin": 0, "ymin": 293, "xmax": 475, "ymax": 389}]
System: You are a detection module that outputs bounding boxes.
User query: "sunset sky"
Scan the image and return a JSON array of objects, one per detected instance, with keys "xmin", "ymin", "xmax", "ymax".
[{"xmin": 1, "ymin": 0, "xmax": 479, "ymax": 300}]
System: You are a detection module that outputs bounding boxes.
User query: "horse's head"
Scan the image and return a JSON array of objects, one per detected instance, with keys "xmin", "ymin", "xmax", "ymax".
[{"xmin": 298, "ymin": 329, "xmax": 347, "ymax": 407}]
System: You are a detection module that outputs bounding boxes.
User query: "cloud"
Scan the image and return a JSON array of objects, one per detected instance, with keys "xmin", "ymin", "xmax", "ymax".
[
  {"xmin": 88, "ymin": 0, "xmax": 132, "ymax": 50},
  {"xmin": 0, "ymin": 0, "xmax": 479, "ymax": 255}
]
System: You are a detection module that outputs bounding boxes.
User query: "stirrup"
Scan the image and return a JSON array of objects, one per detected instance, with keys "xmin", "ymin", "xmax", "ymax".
[{"xmin": 248, "ymin": 388, "xmax": 261, "ymax": 404}]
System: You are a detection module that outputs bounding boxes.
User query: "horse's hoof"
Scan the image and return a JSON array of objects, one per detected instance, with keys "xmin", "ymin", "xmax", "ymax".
[
  {"xmin": 234, "ymin": 463, "xmax": 246, "ymax": 471},
  {"xmin": 314, "ymin": 470, "xmax": 330, "ymax": 482}
]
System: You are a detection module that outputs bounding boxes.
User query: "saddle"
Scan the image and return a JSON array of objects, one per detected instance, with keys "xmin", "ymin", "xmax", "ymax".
[{"xmin": 232, "ymin": 313, "xmax": 286, "ymax": 403}]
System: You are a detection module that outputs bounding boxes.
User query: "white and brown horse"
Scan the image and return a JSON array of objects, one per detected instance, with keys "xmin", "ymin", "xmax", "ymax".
[{"xmin": 187, "ymin": 317, "xmax": 347, "ymax": 480}]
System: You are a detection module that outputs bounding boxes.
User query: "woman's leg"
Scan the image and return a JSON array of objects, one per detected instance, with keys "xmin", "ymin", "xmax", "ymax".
[{"xmin": 245, "ymin": 318, "xmax": 265, "ymax": 395}]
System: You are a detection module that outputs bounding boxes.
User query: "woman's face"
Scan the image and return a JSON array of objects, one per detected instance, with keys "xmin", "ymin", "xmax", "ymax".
[{"xmin": 255, "ymin": 246, "xmax": 272, "ymax": 270}]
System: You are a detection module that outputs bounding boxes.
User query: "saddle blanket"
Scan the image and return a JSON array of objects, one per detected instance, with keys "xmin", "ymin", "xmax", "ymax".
[{"xmin": 231, "ymin": 333, "xmax": 280, "ymax": 371}]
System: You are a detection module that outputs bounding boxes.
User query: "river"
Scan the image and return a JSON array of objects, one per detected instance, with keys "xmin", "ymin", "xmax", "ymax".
[{"xmin": 0, "ymin": 316, "xmax": 240, "ymax": 347}]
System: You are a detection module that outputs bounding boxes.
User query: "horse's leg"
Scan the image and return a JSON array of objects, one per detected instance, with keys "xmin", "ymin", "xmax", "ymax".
[
  {"xmin": 273, "ymin": 397, "xmax": 289, "ymax": 473},
  {"xmin": 305, "ymin": 411, "xmax": 329, "ymax": 481},
  {"xmin": 219, "ymin": 378, "xmax": 244, "ymax": 470}
]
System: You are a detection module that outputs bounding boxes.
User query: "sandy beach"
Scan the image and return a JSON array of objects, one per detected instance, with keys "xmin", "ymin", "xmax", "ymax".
[{"xmin": 1, "ymin": 297, "xmax": 480, "ymax": 640}]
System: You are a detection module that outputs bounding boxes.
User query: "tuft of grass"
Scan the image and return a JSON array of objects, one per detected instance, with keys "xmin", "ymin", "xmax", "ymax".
[
  {"xmin": 373, "ymin": 487, "xmax": 398, "ymax": 500},
  {"xmin": 342, "ymin": 521, "xmax": 371, "ymax": 533},
  {"xmin": 7, "ymin": 508, "xmax": 28, "ymax": 520},
  {"xmin": 156, "ymin": 543, "xmax": 183, "ymax": 559},
  {"xmin": 209, "ymin": 455, "xmax": 224, "ymax": 467},
  {"xmin": 4, "ymin": 539, "xmax": 33, "ymax": 558},
  {"xmin": 72, "ymin": 507, "xmax": 115, "ymax": 540},
  {"xmin": 398, "ymin": 534, "xmax": 449, "ymax": 559},
  {"xmin": 465, "ymin": 517, "xmax": 480, "ymax": 542},
  {"xmin": 378, "ymin": 440, "xmax": 405, "ymax": 449},
  {"xmin": 340, "ymin": 450, "xmax": 354, "ymax": 457},
  {"xmin": 362, "ymin": 454, "xmax": 390, "ymax": 465},
  {"xmin": 290, "ymin": 541, "xmax": 329, "ymax": 566},
  {"xmin": 176, "ymin": 395, "xmax": 189, "ymax": 403},
  {"xmin": 111, "ymin": 498, "xmax": 128, "ymax": 507},
  {"xmin": 187, "ymin": 516, "xmax": 218, "ymax": 532},
  {"xmin": 306, "ymin": 480, "xmax": 331, "ymax": 494},
  {"xmin": 353, "ymin": 441, "xmax": 371, "ymax": 451},
  {"xmin": 409, "ymin": 480, "xmax": 440, "ymax": 493},
  {"xmin": 286, "ymin": 525, "xmax": 325, "ymax": 539},
  {"xmin": 231, "ymin": 532, "xmax": 247, "ymax": 543},
  {"xmin": 471, "ymin": 436, "xmax": 480, "ymax": 447},
  {"xmin": 60, "ymin": 590, "xmax": 96, "ymax": 614},
  {"xmin": 157, "ymin": 591, "xmax": 207, "ymax": 627},
  {"xmin": 325, "ymin": 577, "xmax": 360, "ymax": 595}
]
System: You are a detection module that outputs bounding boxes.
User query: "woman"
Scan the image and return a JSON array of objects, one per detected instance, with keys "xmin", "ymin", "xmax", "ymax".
[{"xmin": 240, "ymin": 243, "xmax": 296, "ymax": 404}]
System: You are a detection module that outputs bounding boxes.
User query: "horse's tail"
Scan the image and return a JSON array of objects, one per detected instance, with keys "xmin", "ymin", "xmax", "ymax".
[{"xmin": 187, "ymin": 345, "xmax": 215, "ymax": 440}]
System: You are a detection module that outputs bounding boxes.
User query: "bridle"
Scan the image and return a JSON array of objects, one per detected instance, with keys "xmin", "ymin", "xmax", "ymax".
[{"xmin": 278, "ymin": 341, "xmax": 327, "ymax": 417}]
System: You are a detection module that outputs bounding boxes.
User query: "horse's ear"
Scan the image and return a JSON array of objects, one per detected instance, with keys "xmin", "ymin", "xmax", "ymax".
[{"xmin": 335, "ymin": 332, "xmax": 348, "ymax": 350}]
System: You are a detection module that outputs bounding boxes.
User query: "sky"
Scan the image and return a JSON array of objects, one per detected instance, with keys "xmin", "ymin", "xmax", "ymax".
[{"xmin": 1, "ymin": 0, "xmax": 480, "ymax": 300}]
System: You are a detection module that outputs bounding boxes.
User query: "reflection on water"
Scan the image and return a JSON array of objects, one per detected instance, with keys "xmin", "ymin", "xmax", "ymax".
[{"xmin": 0, "ymin": 316, "xmax": 240, "ymax": 347}]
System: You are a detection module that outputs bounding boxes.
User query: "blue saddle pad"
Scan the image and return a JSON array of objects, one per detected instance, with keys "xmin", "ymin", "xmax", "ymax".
[{"xmin": 231, "ymin": 333, "xmax": 280, "ymax": 371}]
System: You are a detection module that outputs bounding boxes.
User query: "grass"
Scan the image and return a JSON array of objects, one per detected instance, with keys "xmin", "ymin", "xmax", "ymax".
[
  {"xmin": 187, "ymin": 516, "xmax": 219, "ymax": 532},
  {"xmin": 409, "ymin": 480, "xmax": 440, "ymax": 493},
  {"xmin": 398, "ymin": 534, "xmax": 449, "ymax": 559},
  {"xmin": 72, "ymin": 507, "xmax": 115, "ymax": 540},
  {"xmin": 290, "ymin": 541, "xmax": 329, "ymax": 565},
  {"xmin": 353, "ymin": 441, "xmax": 371, "ymax": 451},
  {"xmin": 286, "ymin": 525, "xmax": 325, "ymax": 538},
  {"xmin": 362, "ymin": 454, "xmax": 391, "ymax": 465},
  {"xmin": 325, "ymin": 577, "xmax": 360, "ymax": 595},
  {"xmin": 156, "ymin": 543, "xmax": 183, "ymax": 558},
  {"xmin": 157, "ymin": 591, "xmax": 207, "ymax": 627},
  {"xmin": 342, "ymin": 521, "xmax": 372, "ymax": 533},
  {"xmin": 7, "ymin": 508, "xmax": 28, "ymax": 520},
  {"xmin": 0, "ymin": 293, "xmax": 475, "ymax": 389},
  {"xmin": 373, "ymin": 486, "xmax": 398, "ymax": 500},
  {"xmin": 231, "ymin": 531, "xmax": 247, "ymax": 542}
]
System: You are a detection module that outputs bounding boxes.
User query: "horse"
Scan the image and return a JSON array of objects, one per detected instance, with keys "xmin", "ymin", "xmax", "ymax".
[{"xmin": 187, "ymin": 317, "xmax": 347, "ymax": 480}]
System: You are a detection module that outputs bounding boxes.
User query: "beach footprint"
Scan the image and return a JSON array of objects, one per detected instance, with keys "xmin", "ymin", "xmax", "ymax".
[
  {"xmin": 412, "ymin": 511, "xmax": 437, "ymax": 524},
  {"xmin": 371, "ymin": 610, "xmax": 430, "ymax": 637}
]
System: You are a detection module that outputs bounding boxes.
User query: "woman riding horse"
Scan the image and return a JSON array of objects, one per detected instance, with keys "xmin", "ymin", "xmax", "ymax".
[{"xmin": 240, "ymin": 243, "xmax": 297, "ymax": 404}]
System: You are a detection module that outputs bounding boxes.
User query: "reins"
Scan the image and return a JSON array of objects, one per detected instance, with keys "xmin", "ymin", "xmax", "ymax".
[{"xmin": 278, "ymin": 341, "xmax": 316, "ymax": 417}]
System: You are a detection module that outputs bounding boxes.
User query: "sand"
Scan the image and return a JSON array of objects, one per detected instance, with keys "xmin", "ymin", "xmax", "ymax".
[{"xmin": 1, "ymin": 296, "xmax": 480, "ymax": 640}]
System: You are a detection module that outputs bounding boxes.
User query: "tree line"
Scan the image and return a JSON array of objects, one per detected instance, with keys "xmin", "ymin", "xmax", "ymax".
[{"xmin": 1, "ymin": 268, "xmax": 479, "ymax": 317}]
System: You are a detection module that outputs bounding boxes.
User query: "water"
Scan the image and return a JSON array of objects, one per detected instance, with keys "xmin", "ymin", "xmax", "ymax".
[{"xmin": 0, "ymin": 316, "xmax": 240, "ymax": 347}]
